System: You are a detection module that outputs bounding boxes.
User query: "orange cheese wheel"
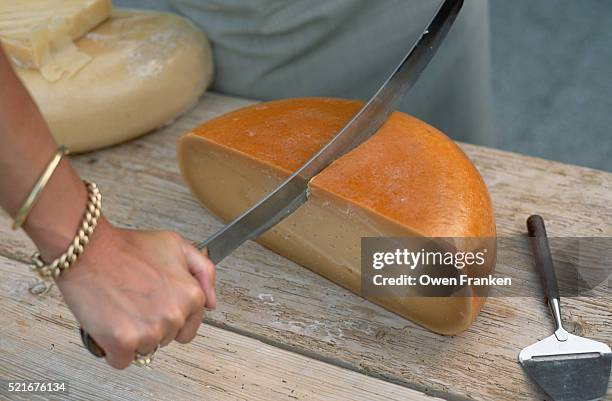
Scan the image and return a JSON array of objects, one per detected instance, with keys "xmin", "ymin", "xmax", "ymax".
[{"xmin": 178, "ymin": 98, "xmax": 496, "ymax": 334}]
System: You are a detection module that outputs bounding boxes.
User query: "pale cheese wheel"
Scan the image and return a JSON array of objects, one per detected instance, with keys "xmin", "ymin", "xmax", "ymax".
[
  {"xmin": 15, "ymin": 9, "xmax": 213, "ymax": 153},
  {"xmin": 178, "ymin": 98, "xmax": 497, "ymax": 335},
  {"xmin": 0, "ymin": 0, "xmax": 112, "ymax": 71}
]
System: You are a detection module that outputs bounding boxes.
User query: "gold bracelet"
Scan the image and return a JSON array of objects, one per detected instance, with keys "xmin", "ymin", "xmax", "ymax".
[
  {"xmin": 12, "ymin": 145, "xmax": 69, "ymax": 230},
  {"xmin": 31, "ymin": 180, "xmax": 102, "ymax": 279}
]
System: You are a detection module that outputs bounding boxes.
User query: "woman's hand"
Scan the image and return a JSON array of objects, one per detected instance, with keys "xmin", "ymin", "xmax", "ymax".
[
  {"xmin": 54, "ymin": 217, "xmax": 216, "ymax": 369},
  {"xmin": 0, "ymin": 47, "xmax": 216, "ymax": 369}
]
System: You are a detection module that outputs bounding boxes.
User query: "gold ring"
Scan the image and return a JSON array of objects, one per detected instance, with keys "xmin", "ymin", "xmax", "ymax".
[{"xmin": 133, "ymin": 344, "xmax": 160, "ymax": 367}]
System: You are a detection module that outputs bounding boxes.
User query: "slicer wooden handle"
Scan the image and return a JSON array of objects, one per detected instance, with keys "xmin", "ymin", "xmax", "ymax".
[{"xmin": 526, "ymin": 215, "xmax": 560, "ymax": 301}]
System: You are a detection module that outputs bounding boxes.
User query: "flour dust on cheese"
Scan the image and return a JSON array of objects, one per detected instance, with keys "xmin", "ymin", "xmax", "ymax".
[
  {"xmin": 178, "ymin": 98, "xmax": 497, "ymax": 335},
  {"xmin": 0, "ymin": 0, "xmax": 112, "ymax": 80},
  {"xmin": 15, "ymin": 9, "xmax": 213, "ymax": 153}
]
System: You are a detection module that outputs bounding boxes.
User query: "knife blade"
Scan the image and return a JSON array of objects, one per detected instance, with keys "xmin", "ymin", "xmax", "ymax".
[
  {"xmin": 196, "ymin": 0, "xmax": 464, "ymax": 264},
  {"xmin": 80, "ymin": 0, "xmax": 464, "ymax": 359}
]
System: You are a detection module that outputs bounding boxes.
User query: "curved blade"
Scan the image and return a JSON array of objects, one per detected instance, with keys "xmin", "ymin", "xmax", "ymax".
[{"xmin": 197, "ymin": 0, "xmax": 464, "ymax": 263}]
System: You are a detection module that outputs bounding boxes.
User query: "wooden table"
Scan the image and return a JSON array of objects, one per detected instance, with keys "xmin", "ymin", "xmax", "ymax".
[{"xmin": 0, "ymin": 93, "xmax": 610, "ymax": 401}]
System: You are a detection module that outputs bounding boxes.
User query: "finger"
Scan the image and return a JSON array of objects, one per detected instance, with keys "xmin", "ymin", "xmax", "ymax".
[
  {"xmin": 181, "ymin": 241, "xmax": 217, "ymax": 310},
  {"xmin": 96, "ymin": 337, "xmax": 136, "ymax": 370},
  {"xmin": 160, "ymin": 324, "xmax": 181, "ymax": 347},
  {"xmin": 105, "ymin": 351, "xmax": 134, "ymax": 370},
  {"xmin": 175, "ymin": 309, "xmax": 204, "ymax": 344},
  {"xmin": 137, "ymin": 333, "xmax": 161, "ymax": 355}
]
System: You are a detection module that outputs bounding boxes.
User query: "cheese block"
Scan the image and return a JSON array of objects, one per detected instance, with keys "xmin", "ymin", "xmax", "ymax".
[
  {"xmin": 14, "ymin": 9, "xmax": 213, "ymax": 153},
  {"xmin": 178, "ymin": 98, "xmax": 496, "ymax": 334},
  {"xmin": 0, "ymin": 0, "xmax": 112, "ymax": 80}
]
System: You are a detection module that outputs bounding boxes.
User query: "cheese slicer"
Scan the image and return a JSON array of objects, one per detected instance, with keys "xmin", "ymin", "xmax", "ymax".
[{"xmin": 519, "ymin": 215, "xmax": 611, "ymax": 401}]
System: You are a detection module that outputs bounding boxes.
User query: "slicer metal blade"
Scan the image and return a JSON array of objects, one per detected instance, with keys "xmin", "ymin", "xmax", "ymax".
[{"xmin": 519, "ymin": 332, "xmax": 612, "ymax": 401}]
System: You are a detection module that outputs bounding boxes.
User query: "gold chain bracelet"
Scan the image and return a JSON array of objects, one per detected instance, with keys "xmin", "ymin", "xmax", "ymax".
[{"xmin": 31, "ymin": 180, "xmax": 102, "ymax": 279}]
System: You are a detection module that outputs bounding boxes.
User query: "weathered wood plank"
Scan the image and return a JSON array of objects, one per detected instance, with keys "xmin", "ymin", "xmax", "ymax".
[
  {"xmin": 0, "ymin": 255, "xmax": 439, "ymax": 401},
  {"xmin": 0, "ymin": 92, "xmax": 610, "ymax": 400}
]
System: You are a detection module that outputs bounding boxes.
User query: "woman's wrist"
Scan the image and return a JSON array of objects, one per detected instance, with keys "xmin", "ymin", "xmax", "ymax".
[{"xmin": 22, "ymin": 159, "xmax": 90, "ymax": 262}]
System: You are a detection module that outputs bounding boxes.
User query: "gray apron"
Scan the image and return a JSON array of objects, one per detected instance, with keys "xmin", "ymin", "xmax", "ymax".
[{"xmin": 117, "ymin": 0, "xmax": 493, "ymax": 145}]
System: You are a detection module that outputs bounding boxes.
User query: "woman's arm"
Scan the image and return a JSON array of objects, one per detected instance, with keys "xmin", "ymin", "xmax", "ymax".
[
  {"xmin": 0, "ymin": 47, "xmax": 216, "ymax": 369},
  {"xmin": 0, "ymin": 48, "xmax": 88, "ymax": 260}
]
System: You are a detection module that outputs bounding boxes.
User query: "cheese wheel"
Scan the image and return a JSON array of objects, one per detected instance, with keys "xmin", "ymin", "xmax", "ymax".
[
  {"xmin": 0, "ymin": 0, "xmax": 112, "ymax": 71},
  {"xmin": 178, "ymin": 98, "xmax": 496, "ymax": 334},
  {"xmin": 15, "ymin": 9, "xmax": 213, "ymax": 153}
]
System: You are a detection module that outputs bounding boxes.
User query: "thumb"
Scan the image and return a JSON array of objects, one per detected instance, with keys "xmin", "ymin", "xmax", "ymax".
[{"xmin": 181, "ymin": 240, "xmax": 217, "ymax": 309}]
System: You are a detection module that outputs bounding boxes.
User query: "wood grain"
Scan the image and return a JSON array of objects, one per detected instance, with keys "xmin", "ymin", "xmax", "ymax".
[
  {"xmin": 0, "ymin": 92, "xmax": 610, "ymax": 400},
  {"xmin": 0, "ymin": 255, "xmax": 438, "ymax": 401}
]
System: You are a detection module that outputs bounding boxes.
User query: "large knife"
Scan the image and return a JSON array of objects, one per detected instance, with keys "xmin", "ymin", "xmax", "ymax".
[
  {"xmin": 81, "ymin": 0, "xmax": 464, "ymax": 358},
  {"xmin": 197, "ymin": 0, "xmax": 464, "ymax": 264}
]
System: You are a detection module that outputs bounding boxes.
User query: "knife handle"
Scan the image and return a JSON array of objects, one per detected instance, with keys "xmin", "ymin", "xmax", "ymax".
[
  {"xmin": 526, "ymin": 215, "xmax": 560, "ymax": 301},
  {"xmin": 80, "ymin": 327, "xmax": 106, "ymax": 358}
]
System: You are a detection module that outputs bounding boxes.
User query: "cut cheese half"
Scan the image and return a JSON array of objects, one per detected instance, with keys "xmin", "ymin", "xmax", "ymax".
[
  {"xmin": 0, "ymin": 0, "xmax": 112, "ymax": 80},
  {"xmin": 178, "ymin": 98, "xmax": 496, "ymax": 334},
  {"xmin": 16, "ymin": 9, "xmax": 214, "ymax": 153}
]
